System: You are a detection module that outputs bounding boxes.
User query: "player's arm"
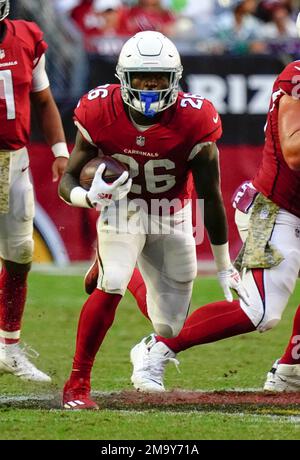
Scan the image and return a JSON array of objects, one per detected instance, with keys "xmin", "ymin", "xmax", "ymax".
[
  {"xmin": 59, "ymin": 130, "xmax": 129, "ymax": 209},
  {"xmin": 30, "ymin": 54, "xmax": 69, "ymax": 181},
  {"xmin": 31, "ymin": 87, "xmax": 66, "ymax": 148},
  {"xmin": 31, "ymin": 87, "xmax": 69, "ymax": 181},
  {"xmin": 59, "ymin": 130, "xmax": 98, "ymax": 207},
  {"xmin": 191, "ymin": 142, "xmax": 228, "ymax": 247},
  {"xmin": 279, "ymin": 94, "xmax": 300, "ymax": 171},
  {"xmin": 191, "ymin": 142, "xmax": 249, "ymax": 304}
]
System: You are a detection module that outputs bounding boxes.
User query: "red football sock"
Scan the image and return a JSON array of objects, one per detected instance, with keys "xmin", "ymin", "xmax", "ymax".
[
  {"xmin": 157, "ymin": 300, "xmax": 256, "ymax": 353},
  {"xmin": 70, "ymin": 289, "xmax": 122, "ymax": 384},
  {"xmin": 0, "ymin": 265, "xmax": 28, "ymax": 344},
  {"xmin": 127, "ymin": 268, "xmax": 149, "ymax": 320},
  {"xmin": 280, "ymin": 305, "xmax": 300, "ymax": 365}
]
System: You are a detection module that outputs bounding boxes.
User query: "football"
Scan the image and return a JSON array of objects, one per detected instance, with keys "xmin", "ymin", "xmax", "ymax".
[{"xmin": 79, "ymin": 156, "xmax": 129, "ymax": 191}]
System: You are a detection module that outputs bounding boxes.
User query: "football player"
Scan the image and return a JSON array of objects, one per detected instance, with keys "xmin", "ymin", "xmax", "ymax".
[
  {"xmin": 86, "ymin": 177, "xmax": 300, "ymax": 393},
  {"xmin": 233, "ymin": 181, "xmax": 300, "ymax": 393},
  {"xmin": 127, "ymin": 29, "xmax": 300, "ymax": 393},
  {"xmin": 0, "ymin": 0, "xmax": 69, "ymax": 381},
  {"xmin": 59, "ymin": 30, "xmax": 246, "ymax": 409}
]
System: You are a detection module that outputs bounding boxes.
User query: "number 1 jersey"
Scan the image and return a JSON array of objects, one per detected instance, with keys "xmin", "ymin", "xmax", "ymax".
[{"xmin": 0, "ymin": 19, "xmax": 48, "ymax": 150}]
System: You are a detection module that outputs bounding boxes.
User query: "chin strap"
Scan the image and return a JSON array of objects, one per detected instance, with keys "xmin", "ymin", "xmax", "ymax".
[{"xmin": 140, "ymin": 92, "xmax": 160, "ymax": 117}]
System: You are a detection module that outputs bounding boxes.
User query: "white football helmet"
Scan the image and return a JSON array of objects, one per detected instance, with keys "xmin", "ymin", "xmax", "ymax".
[
  {"xmin": 116, "ymin": 31, "xmax": 183, "ymax": 117},
  {"xmin": 0, "ymin": 0, "xmax": 9, "ymax": 21}
]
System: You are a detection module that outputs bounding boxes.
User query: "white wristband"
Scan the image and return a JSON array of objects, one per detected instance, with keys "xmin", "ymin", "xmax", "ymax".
[
  {"xmin": 70, "ymin": 186, "xmax": 93, "ymax": 208},
  {"xmin": 211, "ymin": 242, "xmax": 232, "ymax": 272},
  {"xmin": 51, "ymin": 142, "xmax": 70, "ymax": 159}
]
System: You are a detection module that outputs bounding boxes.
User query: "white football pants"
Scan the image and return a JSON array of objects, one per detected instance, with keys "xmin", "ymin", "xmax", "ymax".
[
  {"xmin": 0, "ymin": 148, "xmax": 34, "ymax": 264},
  {"xmin": 235, "ymin": 208, "xmax": 300, "ymax": 332},
  {"xmin": 96, "ymin": 200, "xmax": 197, "ymax": 337}
]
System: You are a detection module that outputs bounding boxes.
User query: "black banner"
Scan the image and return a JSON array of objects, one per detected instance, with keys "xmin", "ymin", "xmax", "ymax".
[{"xmin": 35, "ymin": 54, "xmax": 288, "ymax": 145}]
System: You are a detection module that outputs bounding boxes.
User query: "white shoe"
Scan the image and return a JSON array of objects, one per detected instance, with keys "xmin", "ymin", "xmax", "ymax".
[
  {"xmin": 130, "ymin": 334, "xmax": 179, "ymax": 392},
  {"xmin": 0, "ymin": 343, "xmax": 51, "ymax": 382},
  {"xmin": 264, "ymin": 359, "xmax": 300, "ymax": 392}
]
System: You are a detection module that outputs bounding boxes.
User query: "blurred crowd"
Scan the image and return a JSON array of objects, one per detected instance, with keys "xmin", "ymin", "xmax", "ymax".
[
  {"xmin": 51, "ymin": 0, "xmax": 300, "ymax": 54},
  {"xmin": 9, "ymin": 0, "xmax": 299, "ymax": 101}
]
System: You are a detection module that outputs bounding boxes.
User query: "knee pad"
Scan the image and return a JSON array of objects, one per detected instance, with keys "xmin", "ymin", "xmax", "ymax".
[
  {"xmin": 147, "ymin": 279, "xmax": 191, "ymax": 338},
  {"xmin": 169, "ymin": 265, "xmax": 197, "ymax": 283},
  {"xmin": 152, "ymin": 312, "xmax": 185, "ymax": 338},
  {"xmin": 164, "ymin": 260, "xmax": 197, "ymax": 284},
  {"xmin": 168, "ymin": 320, "xmax": 185, "ymax": 337},
  {"xmin": 242, "ymin": 297, "xmax": 283, "ymax": 333},
  {"xmin": 240, "ymin": 267, "xmax": 291, "ymax": 334},
  {"xmin": 153, "ymin": 323, "xmax": 174, "ymax": 338},
  {"xmin": 99, "ymin": 265, "xmax": 132, "ymax": 296},
  {"xmin": 257, "ymin": 317, "xmax": 281, "ymax": 333},
  {"xmin": 153, "ymin": 318, "xmax": 185, "ymax": 338},
  {"xmin": 9, "ymin": 239, "xmax": 34, "ymax": 264}
]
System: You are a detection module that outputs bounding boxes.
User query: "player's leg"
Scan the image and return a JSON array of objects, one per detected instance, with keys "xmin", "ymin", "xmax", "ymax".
[
  {"xmin": 130, "ymin": 208, "xmax": 300, "ymax": 391},
  {"xmin": 0, "ymin": 149, "xmax": 50, "ymax": 382},
  {"xmin": 127, "ymin": 267, "xmax": 149, "ymax": 319},
  {"xmin": 237, "ymin": 203, "xmax": 300, "ymax": 392},
  {"xmin": 85, "ymin": 250, "xmax": 149, "ymax": 319},
  {"xmin": 63, "ymin": 204, "xmax": 146, "ymax": 409},
  {"xmin": 280, "ymin": 305, "xmax": 300, "ymax": 365},
  {"xmin": 131, "ymin": 298, "xmax": 255, "ymax": 392},
  {"xmin": 84, "ymin": 254, "xmax": 99, "ymax": 295},
  {"xmin": 131, "ymin": 203, "xmax": 198, "ymax": 391},
  {"xmin": 264, "ymin": 304, "xmax": 300, "ymax": 391},
  {"xmin": 139, "ymin": 202, "xmax": 197, "ymax": 338}
]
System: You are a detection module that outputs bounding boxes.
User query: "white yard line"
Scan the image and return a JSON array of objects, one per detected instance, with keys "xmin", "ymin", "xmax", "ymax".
[
  {"xmin": 1, "ymin": 395, "xmax": 298, "ymax": 423},
  {"xmin": 170, "ymin": 388, "xmax": 262, "ymax": 393},
  {"xmin": 113, "ymin": 410, "xmax": 300, "ymax": 423},
  {"xmin": 0, "ymin": 394, "xmax": 54, "ymax": 403}
]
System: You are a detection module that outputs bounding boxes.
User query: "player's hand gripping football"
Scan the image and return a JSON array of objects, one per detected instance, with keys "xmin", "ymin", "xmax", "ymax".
[
  {"xmin": 87, "ymin": 163, "xmax": 131, "ymax": 208},
  {"xmin": 217, "ymin": 265, "xmax": 250, "ymax": 305}
]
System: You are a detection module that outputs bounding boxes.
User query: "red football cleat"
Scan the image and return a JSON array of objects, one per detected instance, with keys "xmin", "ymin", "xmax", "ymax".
[
  {"xmin": 62, "ymin": 379, "xmax": 99, "ymax": 410},
  {"xmin": 84, "ymin": 257, "xmax": 99, "ymax": 295}
]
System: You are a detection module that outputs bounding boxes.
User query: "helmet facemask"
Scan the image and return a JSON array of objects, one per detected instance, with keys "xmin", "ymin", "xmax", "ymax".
[
  {"xmin": 116, "ymin": 67, "xmax": 182, "ymax": 118},
  {"xmin": 0, "ymin": 0, "xmax": 9, "ymax": 21}
]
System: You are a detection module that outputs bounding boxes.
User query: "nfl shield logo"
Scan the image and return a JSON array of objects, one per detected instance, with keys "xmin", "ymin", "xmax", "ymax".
[
  {"xmin": 0, "ymin": 49, "xmax": 5, "ymax": 59},
  {"xmin": 136, "ymin": 136, "xmax": 145, "ymax": 147}
]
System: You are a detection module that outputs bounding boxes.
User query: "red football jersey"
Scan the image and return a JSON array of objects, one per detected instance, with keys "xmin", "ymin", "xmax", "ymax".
[
  {"xmin": 253, "ymin": 61, "xmax": 300, "ymax": 218},
  {"xmin": 0, "ymin": 19, "xmax": 48, "ymax": 150},
  {"xmin": 74, "ymin": 84, "xmax": 222, "ymax": 209}
]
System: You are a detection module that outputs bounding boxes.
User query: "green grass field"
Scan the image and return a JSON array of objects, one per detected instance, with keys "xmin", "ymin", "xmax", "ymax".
[{"xmin": 0, "ymin": 272, "xmax": 299, "ymax": 440}]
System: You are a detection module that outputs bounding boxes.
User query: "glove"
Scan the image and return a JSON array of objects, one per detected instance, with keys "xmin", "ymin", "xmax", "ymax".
[
  {"xmin": 217, "ymin": 265, "xmax": 250, "ymax": 305},
  {"xmin": 87, "ymin": 163, "xmax": 130, "ymax": 208},
  {"xmin": 112, "ymin": 176, "xmax": 132, "ymax": 201}
]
